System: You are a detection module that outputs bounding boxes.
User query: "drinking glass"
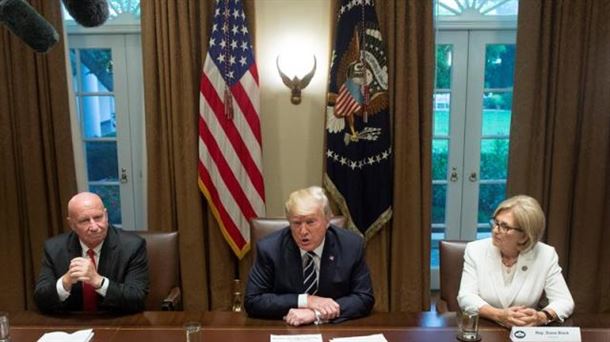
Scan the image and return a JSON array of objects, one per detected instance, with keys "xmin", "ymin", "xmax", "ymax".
[
  {"xmin": 456, "ymin": 307, "xmax": 481, "ymax": 341},
  {"xmin": 0, "ymin": 312, "xmax": 10, "ymax": 342},
  {"xmin": 184, "ymin": 321, "xmax": 201, "ymax": 342}
]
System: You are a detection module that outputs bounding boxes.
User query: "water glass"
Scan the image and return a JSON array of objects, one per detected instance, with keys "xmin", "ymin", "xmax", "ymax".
[
  {"xmin": 457, "ymin": 308, "xmax": 480, "ymax": 341},
  {"xmin": 0, "ymin": 312, "xmax": 10, "ymax": 342},
  {"xmin": 184, "ymin": 321, "xmax": 201, "ymax": 342}
]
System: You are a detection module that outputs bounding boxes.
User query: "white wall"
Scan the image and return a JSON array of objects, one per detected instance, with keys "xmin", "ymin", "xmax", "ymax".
[{"xmin": 255, "ymin": 0, "xmax": 331, "ymax": 216}]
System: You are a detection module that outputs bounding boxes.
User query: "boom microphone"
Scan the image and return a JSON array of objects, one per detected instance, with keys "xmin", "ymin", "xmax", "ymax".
[
  {"xmin": 61, "ymin": 0, "xmax": 109, "ymax": 27},
  {"xmin": 0, "ymin": 0, "xmax": 59, "ymax": 53}
]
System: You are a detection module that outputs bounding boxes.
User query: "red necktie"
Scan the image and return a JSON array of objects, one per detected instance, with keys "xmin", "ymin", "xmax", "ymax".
[{"xmin": 82, "ymin": 249, "xmax": 97, "ymax": 312}]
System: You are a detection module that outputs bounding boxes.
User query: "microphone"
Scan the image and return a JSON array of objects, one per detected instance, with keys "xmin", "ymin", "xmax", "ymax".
[
  {"xmin": 0, "ymin": 0, "xmax": 59, "ymax": 53},
  {"xmin": 61, "ymin": 0, "xmax": 109, "ymax": 27}
]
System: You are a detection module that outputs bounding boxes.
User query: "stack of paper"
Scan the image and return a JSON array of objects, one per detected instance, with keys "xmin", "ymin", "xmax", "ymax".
[
  {"xmin": 268, "ymin": 333, "xmax": 388, "ymax": 342},
  {"xmin": 270, "ymin": 334, "xmax": 323, "ymax": 342},
  {"xmin": 330, "ymin": 334, "xmax": 388, "ymax": 342},
  {"xmin": 37, "ymin": 328, "xmax": 94, "ymax": 342}
]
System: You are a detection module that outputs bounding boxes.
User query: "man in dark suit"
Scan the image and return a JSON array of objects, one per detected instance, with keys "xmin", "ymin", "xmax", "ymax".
[
  {"xmin": 34, "ymin": 192, "xmax": 149, "ymax": 313},
  {"xmin": 245, "ymin": 186, "xmax": 374, "ymax": 326}
]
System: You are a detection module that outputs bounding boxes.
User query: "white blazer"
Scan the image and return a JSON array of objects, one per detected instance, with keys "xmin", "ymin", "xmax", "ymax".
[{"xmin": 457, "ymin": 238, "xmax": 574, "ymax": 321}]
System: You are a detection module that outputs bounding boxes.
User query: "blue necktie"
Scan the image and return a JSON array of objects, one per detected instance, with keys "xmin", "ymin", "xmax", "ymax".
[{"xmin": 303, "ymin": 251, "xmax": 318, "ymax": 295}]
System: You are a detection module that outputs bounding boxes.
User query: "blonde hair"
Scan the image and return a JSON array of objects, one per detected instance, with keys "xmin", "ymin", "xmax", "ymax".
[
  {"xmin": 493, "ymin": 195, "xmax": 545, "ymax": 252},
  {"xmin": 284, "ymin": 186, "xmax": 332, "ymax": 218}
]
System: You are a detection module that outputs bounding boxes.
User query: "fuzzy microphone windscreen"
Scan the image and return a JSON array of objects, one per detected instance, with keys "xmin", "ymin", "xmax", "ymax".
[
  {"xmin": 62, "ymin": 0, "xmax": 109, "ymax": 27},
  {"xmin": 0, "ymin": 0, "xmax": 59, "ymax": 53}
]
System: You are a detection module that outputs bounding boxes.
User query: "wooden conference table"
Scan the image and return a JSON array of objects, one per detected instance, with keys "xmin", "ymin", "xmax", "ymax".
[{"xmin": 7, "ymin": 310, "xmax": 610, "ymax": 341}]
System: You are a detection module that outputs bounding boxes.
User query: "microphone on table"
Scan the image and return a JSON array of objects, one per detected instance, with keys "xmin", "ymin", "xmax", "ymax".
[
  {"xmin": 0, "ymin": 0, "xmax": 59, "ymax": 53},
  {"xmin": 61, "ymin": 0, "xmax": 109, "ymax": 27}
]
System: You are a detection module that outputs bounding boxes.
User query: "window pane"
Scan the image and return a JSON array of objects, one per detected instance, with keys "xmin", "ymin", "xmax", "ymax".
[
  {"xmin": 90, "ymin": 184, "xmax": 122, "ymax": 225},
  {"xmin": 69, "ymin": 49, "xmax": 78, "ymax": 92},
  {"xmin": 480, "ymin": 138, "xmax": 509, "ymax": 180},
  {"xmin": 482, "ymin": 99, "xmax": 512, "ymax": 136},
  {"xmin": 436, "ymin": 45, "xmax": 452, "ymax": 89},
  {"xmin": 431, "ymin": 229, "xmax": 445, "ymax": 268},
  {"xmin": 477, "ymin": 182, "xmax": 506, "ymax": 224},
  {"xmin": 80, "ymin": 96, "xmax": 116, "ymax": 138},
  {"xmin": 436, "ymin": 0, "xmax": 518, "ymax": 16},
  {"xmin": 434, "ymin": 93, "xmax": 450, "ymax": 136},
  {"xmin": 432, "ymin": 183, "xmax": 447, "ymax": 224},
  {"xmin": 484, "ymin": 44, "xmax": 515, "ymax": 89},
  {"xmin": 432, "ymin": 139, "xmax": 449, "ymax": 180},
  {"xmin": 480, "ymin": 0, "xmax": 519, "ymax": 16},
  {"xmin": 78, "ymin": 49, "xmax": 113, "ymax": 92},
  {"xmin": 86, "ymin": 142, "xmax": 118, "ymax": 181}
]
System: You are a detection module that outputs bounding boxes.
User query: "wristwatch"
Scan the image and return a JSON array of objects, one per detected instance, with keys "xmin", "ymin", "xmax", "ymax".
[
  {"xmin": 95, "ymin": 277, "xmax": 106, "ymax": 290},
  {"xmin": 313, "ymin": 309, "xmax": 322, "ymax": 325},
  {"xmin": 542, "ymin": 309, "xmax": 554, "ymax": 324}
]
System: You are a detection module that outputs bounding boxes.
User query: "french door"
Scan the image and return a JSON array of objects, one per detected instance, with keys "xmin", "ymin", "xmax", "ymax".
[{"xmin": 431, "ymin": 30, "xmax": 516, "ymax": 288}]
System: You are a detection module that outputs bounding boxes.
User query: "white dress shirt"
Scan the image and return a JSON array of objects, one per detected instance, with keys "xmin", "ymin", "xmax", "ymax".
[{"xmin": 297, "ymin": 239, "xmax": 325, "ymax": 308}]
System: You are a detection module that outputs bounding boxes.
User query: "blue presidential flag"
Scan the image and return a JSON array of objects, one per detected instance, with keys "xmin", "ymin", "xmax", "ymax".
[{"xmin": 324, "ymin": 0, "xmax": 392, "ymax": 239}]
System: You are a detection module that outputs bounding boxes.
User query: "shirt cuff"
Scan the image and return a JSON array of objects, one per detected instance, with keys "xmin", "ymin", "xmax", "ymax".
[
  {"xmin": 96, "ymin": 277, "xmax": 109, "ymax": 296},
  {"xmin": 56, "ymin": 278, "xmax": 71, "ymax": 301},
  {"xmin": 298, "ymin": 294, "xmax": 308, "ymax": 308}
]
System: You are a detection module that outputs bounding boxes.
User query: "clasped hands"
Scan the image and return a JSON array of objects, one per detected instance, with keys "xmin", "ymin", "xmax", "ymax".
[
  {"xmin": 499, "ymin": 306, "xmax": 548, "ymax": 327},
  {"xmin": 283, "ymin": 295, "xmax": 340, "ymax": 326},
  {"xmin": 61, "ymin": 257, "xmax": 103, "ymax": 292}
]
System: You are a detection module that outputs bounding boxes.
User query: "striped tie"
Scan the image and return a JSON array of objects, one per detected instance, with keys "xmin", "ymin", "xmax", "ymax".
[{"xmin": 303, "ymin": 251, "xmax": 318, "ymax": 295}]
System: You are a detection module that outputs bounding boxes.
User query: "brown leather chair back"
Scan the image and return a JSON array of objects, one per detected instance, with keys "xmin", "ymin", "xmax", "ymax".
[
  {"xmin": 438, "ymin": 240, "xmax": 469, "ymax": 312},
  {"xmin": 138, "ymin": 231, "xmax": 181, "ymax": 310},
  {"xmin": 250, "ymin": 216, "xmax": 346, "ymax": 259}
]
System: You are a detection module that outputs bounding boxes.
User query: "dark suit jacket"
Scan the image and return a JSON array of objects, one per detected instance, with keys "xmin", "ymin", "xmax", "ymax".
[
  {"xmin": 245, "ymin": 225, "xmax": 374, "ymax": 322},
  {"xmin": 34, "ymin": 225, "xmax": 149, "ymax": 313}
]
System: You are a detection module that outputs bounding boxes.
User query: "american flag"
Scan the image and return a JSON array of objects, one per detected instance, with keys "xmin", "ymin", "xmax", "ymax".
[
  {"xmin": 335, "ymin": 82, "xmax": 362, "ymax": 117},
  {"xmin": 198, "ymin": 0, "xmax": 265, "ymax": 259}
]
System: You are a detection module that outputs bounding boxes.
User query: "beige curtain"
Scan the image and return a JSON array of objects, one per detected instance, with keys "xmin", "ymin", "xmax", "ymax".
[
  {"xmin": 0, "ymin": 0, "xmax": 76, "ymax": 310},
  {"xmin": 141, "ymin": 0, "xmax": 255, "ymax": 310},
  {"xmin": 353, "ymin": 0, "xmax": 433, "ymax": 312},
  {"xmin": 508, "ymin": 0, "xmax": 610, "ymax": 313}
]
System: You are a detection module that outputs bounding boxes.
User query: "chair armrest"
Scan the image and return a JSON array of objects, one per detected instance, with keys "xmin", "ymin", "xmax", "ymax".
[{"xmin": 161, "ymin": 287, "xmax": 182, "ymax": 311}]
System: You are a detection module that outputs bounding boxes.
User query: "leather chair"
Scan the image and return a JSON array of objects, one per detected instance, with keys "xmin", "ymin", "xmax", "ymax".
[
  {"xmin": 250, "ymin": 216, "xmax": 346, "ymax": 259},
  {"xmin": 437, "ymin": 240, "xmax": 469, "ymax": 313},
  {"xmin": 137, "ymin": 231, "xmax": 181, "ymax": 311}
]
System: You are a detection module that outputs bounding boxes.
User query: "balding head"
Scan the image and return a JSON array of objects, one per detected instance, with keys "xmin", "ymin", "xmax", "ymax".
[{"xmin": 67, "ymin": 192, "xmax": 108, "ymax": 249}]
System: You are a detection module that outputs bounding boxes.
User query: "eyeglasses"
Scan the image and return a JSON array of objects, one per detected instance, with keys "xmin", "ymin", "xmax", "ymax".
[{"xmin": 489, "ymin": 218, "xmax": 522, "ymax": 233}]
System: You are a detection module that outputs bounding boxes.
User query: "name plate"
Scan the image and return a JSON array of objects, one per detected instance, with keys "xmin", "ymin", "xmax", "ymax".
[{"xmin": 510, "ymin": 327, "xmax": 581, "ymax": 342}]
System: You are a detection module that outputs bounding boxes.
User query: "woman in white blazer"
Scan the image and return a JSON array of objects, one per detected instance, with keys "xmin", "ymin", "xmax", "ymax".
[{"xmin": 457, "ymin": 195, "xmax": 574, "ymax": 327}]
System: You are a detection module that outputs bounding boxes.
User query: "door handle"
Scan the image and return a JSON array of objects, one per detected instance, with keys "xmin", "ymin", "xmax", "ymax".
[
  {"xmin": 120, "ymin": 168, "xmax": 128, "ymax": 183},
  {"xmin": 469, "ymin": 172, "xmax": 478, "ymax": 182},
  {"xmin": 449, "ymin": 167, "xmax": 459, "ymax": 182}
]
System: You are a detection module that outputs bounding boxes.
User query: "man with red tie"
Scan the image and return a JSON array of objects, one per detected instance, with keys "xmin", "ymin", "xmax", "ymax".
[{"xmin": 34, "ymin": 192, "xmax": 149, "ymax": 313}]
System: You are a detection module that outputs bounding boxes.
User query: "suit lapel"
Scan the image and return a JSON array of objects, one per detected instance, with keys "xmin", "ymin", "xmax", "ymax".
[
  {"xmin": 506, "ymin": 247, "xmax": 535, "ymax": 306},
  {"xmin": 318, "ymin": 227, "xmax": 338, "ymax": 295},
  {"xmin": 487, "ymin": 242, "xmax": 510, "ymax": 308},
  {"xmin": 67, "ymin": 231, "xmax": 83, "ymax": 260},
  {"xmin": 282, "ymin": 230, "xmax": 304, "ymax": 292},
  {"xmin": 98, "ymin": 225, "xmax": 119, "ymax": 276}
]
